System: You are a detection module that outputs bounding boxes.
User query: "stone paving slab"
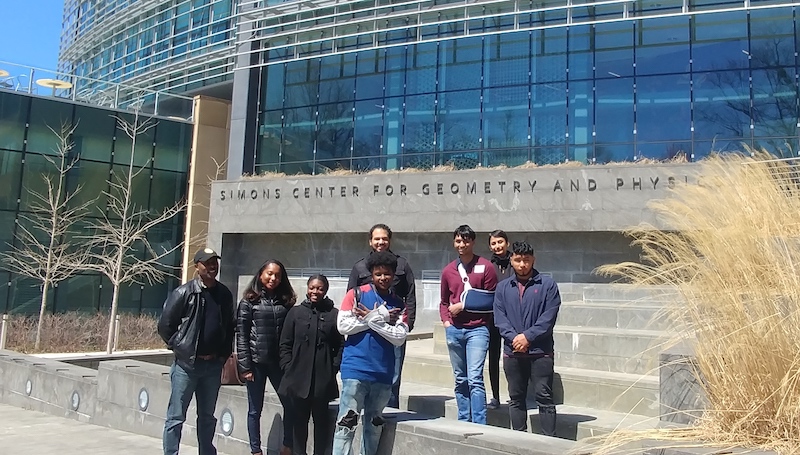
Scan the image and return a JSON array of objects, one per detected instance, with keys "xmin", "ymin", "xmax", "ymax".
[{"xmin": 0, "ymin": 403, "xmax": 232, "ymax": 455}]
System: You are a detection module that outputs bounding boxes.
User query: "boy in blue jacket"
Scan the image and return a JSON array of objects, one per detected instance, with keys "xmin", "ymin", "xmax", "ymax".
[
  {"xmin": 493, "ymin": 241, "xmax": 561, "ymax": 436},
  {"xmin": 334, "ymin": 251, "xmax": 409, "ymax": 455}
]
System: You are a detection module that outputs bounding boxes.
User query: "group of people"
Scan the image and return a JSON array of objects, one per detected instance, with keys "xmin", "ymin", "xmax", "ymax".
[
  {"xmin": 156, "ymin": 222, "xmax": 562, "ymax": 455},
  {"xmin": 441, "ymin": 226, "xmax": 561, "ymax": 435}
]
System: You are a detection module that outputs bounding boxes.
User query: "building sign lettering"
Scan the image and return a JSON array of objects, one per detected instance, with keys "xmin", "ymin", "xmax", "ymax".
[{"xmin": 218, "ymin": 175, "xmax": 692, "ymax": 202}]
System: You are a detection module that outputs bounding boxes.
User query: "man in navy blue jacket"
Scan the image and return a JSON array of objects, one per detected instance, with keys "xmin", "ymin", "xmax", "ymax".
[{"xmin": 493, "ymin": 241, "xmax": 561, "ymax": 436}]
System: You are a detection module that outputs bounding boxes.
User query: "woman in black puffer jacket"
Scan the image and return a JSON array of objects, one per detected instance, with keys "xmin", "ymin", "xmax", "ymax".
[{"xmin": 237, "ymin": 259, "xmax": 296, "ymax": 455}]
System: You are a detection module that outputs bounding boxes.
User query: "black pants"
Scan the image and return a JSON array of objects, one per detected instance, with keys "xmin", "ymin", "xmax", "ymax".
[
  {"xmin": 488, "ymin": 326, "xmax": 502, "ymax": 402},
  {"xmin": 292, "ymin": 396, "xmax": 333, "ymax": 455},
  {"xmin": 503, "ymin": 356, "xmax": 556, "ymax": 436},
  {"xmin": 246, "ymin": 361, "xmax": 293, "ymax": 452}
]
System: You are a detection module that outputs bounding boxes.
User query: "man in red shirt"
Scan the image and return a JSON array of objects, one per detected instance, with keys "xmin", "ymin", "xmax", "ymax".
[{"xmin": 440, "ymin": 225, "xmax": 498, "ymax": 425}]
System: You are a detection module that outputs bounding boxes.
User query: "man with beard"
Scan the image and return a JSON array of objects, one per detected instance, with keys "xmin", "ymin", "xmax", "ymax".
[{"xmin": 348, "ymin": 223, "xmax": 416, "ymax": 408}]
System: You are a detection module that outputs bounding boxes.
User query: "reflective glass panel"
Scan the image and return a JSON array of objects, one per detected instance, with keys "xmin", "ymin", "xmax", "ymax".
[
  {"xmin": 531, "ymin": 83, "xmax": 567, "ymax": 146},
  {"xmin": 595, "ymin": 143, "xmax": 634, "ymax": 163},
  {"xmin": 110, "ymin": 164, "xmax": 151, "ymax": 211},
  {"xmin": 27, "ymin": 98, "xmax": 74, "ymax": 156},
  {"xmin": 595, "ymin": 78, "xmax": 634, "ymax": 143},
  {"xmin": 353, "ymin": 101, "xmax": 384, "ymax": 157},
  {"xmin": 595, "ymin": 22, "xmax": 634, "ymax": 79},
  {"xmin": 439, "ymin": 37, "xmax": 483, "ymax": 91},
  {"xmin": 438, "ymin": 90, "xmax": 481, "ymax": 151},
  {"xmin": 483, "ymin": 86, "xmax": 529, "ymax": 149},
  {"xmin": 73, "ymin": 105, "xmax": 116, "ymax": 162},
  {"xmin": 636, "ymin": 75, "xmax": 691, "ymax": 141},
  {"xmin": 693, "ymin": 70, "xmax": 750, "ymax": 139},
  {"xmin": 691, "ymin": 12, "xmax": 748, "ymax": 72},
  {"xmin": 258, "ymin": 110, "xmax": 283, "ymax": 165},
  {"xmin": 635, "ymin": 17, "xmax": 689, "ymax": 75},
  {"xmin": 568, "ymin": 80, "xmax": 593, "ymax": 145},
  {"xmin": 0, "ymin": 151, "xmax": 22, "ymax": 211},
  {"xmin": 355, "ymin": 50, "xmax": 385, "ymax": 100},
  {"xmin": 531, "ymin": 28, "xmax": 567, "ymax": 83},
  {"xmin": 485, "ymin": 33, "xmax": 530, "ymax": 87},
  {"xmin": 0, "ymin": 92, "xmax": 28, "ymax": 151},
  {"xmin": 113, "ymin": 114, "xmax": 155, "ymax": 167},
  {"xmin": 284, "ymin": 60, "xmax": 319, "ymax": 108},
  {"xmin": 749, "ymin": 8, "xmax": 794, "ymax": 69},
  {"xmin": 151, "ymin": 169, "xmax": 186, "ymax": 213},
  {"xmin": 282, "ymin": 107, "xmax": 316, "ymax": 163},
  {"xmin": 568, "ymin": 26, "xmax": 593, "ymax": 81},
  {"xmin": 67, "ymin": 159, "xmax": 109, "ymax": 214},
  {"xmin": 263, "ymin": 64, "xmax": 285, "ymax": 110},
  {"xmin": 316, "ymin": 102, "xmax": 354, "ymax": 160},
  {"xmin": 154, "ymin": 121, "xmax": 191, "ymax": 172},
  {"xmin": 385, "ymin": 47, "xmax": 406, "ymax": 98},
  {"xmin": 55, "ymin": 274, "xmax": 102, "ymax": 312},
  {"xmin": 404, "ymin": 94, "xmax": 436, "ymax": 153},
  {"xmin": 752, "ymin": 68, "xmax": 797, "ymax": 138},
  {"xmin": 406, "ymin": 43, "xmax": 438, "ymax": 95},
  {"xmin": 19, "ymin": 153, "xmax": 57, "ymax": 212}
]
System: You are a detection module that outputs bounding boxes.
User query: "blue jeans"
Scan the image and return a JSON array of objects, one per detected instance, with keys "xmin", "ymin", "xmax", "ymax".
[
  {"xmin": 163, "ymin": 359, "xmax": 224, "ymax": 455},
  {"xmin": 246, "ymin": 361, "xmax": 293, "ymax": 453},
  {"xmin": 445, "ymin": 325, "xmax": 490, "ymax": 425},
  {"xmin": 332, "ymin": 379, "xmax": 393, "ymax": 455},
  {"xmin": 387, "ymin": 343, "xmax": 405, "ymax": 408}
]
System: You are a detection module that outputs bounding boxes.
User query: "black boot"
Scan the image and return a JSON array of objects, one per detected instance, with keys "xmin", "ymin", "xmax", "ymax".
[{"xmin": 538, "ymin": 406, "xmax": 557, "ymax": 437}]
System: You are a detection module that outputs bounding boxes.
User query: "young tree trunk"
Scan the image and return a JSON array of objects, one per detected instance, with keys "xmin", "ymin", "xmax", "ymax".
[
  {"xmin": 105, "ymin": 284, "xmax": 120, "ymax": 354},
  {"xmin": 34, "ymin": 281, "xmax": 50, "ymax": 351}
]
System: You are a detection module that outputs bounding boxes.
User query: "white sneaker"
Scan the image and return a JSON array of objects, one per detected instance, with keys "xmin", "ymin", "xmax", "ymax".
[{"xmin": 487, "ymin": 398, "xmax": 500, "ymax": 410}]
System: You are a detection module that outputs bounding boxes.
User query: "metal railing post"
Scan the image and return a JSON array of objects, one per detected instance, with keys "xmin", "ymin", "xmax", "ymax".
[
  {"xmin": 154, "ymin": 91, "xmax": 160, "ymax": 116},
  {"xmin": 27, "ymin": 68, "xmax": 34, "ymax": 93},
  {"xmin": 112, "ymin": 314, "xmax": 121, "ymax": 352},
  {"xmin": 0, "ymin": 314, "xmax": 8, "ymax": 350}
]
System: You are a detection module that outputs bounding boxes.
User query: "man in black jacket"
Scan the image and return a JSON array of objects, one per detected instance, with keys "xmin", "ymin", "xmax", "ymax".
[
  {"xmin": 347, "ymin": 223, "xmax": 416, "ymax": 408},
  {"xmin": 158, "ymin": 248, "xmax": 235, "ymax": 455}
]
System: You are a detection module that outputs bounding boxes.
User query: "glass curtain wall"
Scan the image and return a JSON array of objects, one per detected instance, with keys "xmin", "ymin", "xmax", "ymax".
[
  {"xmin": 61, "ymin": 0, "xmax": 234, "ymax": 93},
  {"xmin": 0, "ymin": 91, "xmax": 190, "ymax": 314},
  {"xmin": 255, "ymin": 6, "xmax": 800, "ymax": 173}
]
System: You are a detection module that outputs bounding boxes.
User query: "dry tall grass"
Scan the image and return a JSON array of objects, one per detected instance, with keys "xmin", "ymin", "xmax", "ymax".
[
  {"xmin": 595, "ymin": 154, "xmax": 800, "ymax": 454},
  {"xmin": 6, "ymin": 312, "xmax": 163, "ymax": 354}
]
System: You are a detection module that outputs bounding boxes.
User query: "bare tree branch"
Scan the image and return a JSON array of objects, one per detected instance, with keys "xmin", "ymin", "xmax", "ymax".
[
  {"xmin": 0, "ymin": 122, "xmax": 95, "ymax": 350},
  {"xmin": 83, "ymin": 108, "xmax": 187, "ymax": 354}
]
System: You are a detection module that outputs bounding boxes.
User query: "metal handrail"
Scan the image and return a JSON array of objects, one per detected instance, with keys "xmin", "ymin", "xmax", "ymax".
[{"xmin": 0, "ymin": 60, "xmax": 195, "ymax": 122}]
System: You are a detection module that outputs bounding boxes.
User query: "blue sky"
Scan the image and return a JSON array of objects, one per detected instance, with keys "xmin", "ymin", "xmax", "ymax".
[{"xmin": 0, "ymin": 1, "xmax": 64, "ymax": 69}]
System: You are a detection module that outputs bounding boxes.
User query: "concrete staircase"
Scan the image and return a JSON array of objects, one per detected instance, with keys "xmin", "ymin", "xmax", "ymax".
[{"xmin": 395, "ymin": 283, "xmax": 679, "ymax": 440}]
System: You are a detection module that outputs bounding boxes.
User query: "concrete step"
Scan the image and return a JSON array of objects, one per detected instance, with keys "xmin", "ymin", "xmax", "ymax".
[
  {"xmin": 403, "ymin": 339, "xmax": 660, "ymax": 417},
  {"xmin": 553, "ymin": 326, "xmax": 668, "ymax": 376},
  {"xmin": 433, "ymin": 324, "xmax": 668, "ymax": 376},
  {"xmin": 557, "ymin": 283, "xmax": 681, "ymax": 305},
  {"xmin": 558, "ymin": 300, "xmax": 671, "ymax": 331},
  {"xmin": 396, "ymin": 380, "xmax": 660, "ymax": 441}
]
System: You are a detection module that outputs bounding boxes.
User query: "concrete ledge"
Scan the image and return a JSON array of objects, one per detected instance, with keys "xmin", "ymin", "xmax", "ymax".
[
  {"xmin": 0, "ymin": 350, "xmax": 578, "ymax": 455},
  {"xmin": 0, "ymin": 349, "xmax": 98, "ymax": 423}
]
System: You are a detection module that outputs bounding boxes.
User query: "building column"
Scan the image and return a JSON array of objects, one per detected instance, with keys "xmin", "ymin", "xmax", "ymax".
[
  {"xmin": 182, "ymin": 95, "xmax": 231, "ymax": 281},
  {"xmin": 227, "ymin": 1, "xmax": 260, "ymax": 180}
]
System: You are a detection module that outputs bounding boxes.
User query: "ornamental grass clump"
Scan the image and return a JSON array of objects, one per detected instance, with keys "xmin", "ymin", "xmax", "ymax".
[{"xmin": 595, "ymin": 153, "xmax": 800, "ymax": 454}]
